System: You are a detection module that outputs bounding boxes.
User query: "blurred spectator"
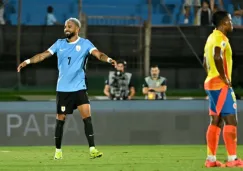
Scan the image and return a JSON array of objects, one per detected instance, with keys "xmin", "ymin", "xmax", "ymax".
[
  {"xmin": 232, "ymin": 11, "xmax": 242, "ymax": 26},
  {"xmin": 183, "ymin": 0, "xmax": 201, "ymax": 24},
  {"xmin": 212, "ymin": 4, "xmax": 219, "ymax": 13},
  {"xmin": 210, "ymin": 0, "xmax": 224, "ymax": 12},
  {"xmin": 231, "ymin": 0, "xmax": 243, "ymax": 26},
  {"xmin": 231, "ymin": 0, "xmax": 243, "ymax": 15},
  {"xmin": 0, "ymin": 0, "xmax": 5, "ymax": 25},
  {"xmin": 195, "ymin": 0, "xmax": 212, "ymax": 26},
  {"xmin": 145, "ymin": 0, "xmax": 162, "ymax": 14},
  {"xmin": 3, "ymin": 1, "xmax": 16, "ymax": 25},
  {"xmin": 152, "ymin": 0, "xmax": 162, "ymax": 14},
  {"xmin": 103, "ymin": 60, "xmax": 135, "ymax": 100},
  {"xmin": 46, "ymin": 6, "xmax": 58, "ymax": 25},
  {"xmin": 142, "ymin": 65, "xmax": 167, "ymax": 100}
]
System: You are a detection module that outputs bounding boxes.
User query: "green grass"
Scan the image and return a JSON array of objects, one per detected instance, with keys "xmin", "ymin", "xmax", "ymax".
[
  {"xmin": 1, "ymin": 87, "xmax": 243, "ymax": 101},
  {"xmin": 0, "ymin": 145, "xmax": 242, "ymax": 171}
]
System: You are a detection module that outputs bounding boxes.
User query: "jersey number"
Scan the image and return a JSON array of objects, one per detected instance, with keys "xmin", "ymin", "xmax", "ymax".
[{"xmin": 68, "ymin": 57, "xmax": 71, "ymax": 65}]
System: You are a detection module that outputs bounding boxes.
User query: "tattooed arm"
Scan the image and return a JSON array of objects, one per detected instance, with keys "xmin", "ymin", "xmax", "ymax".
[
  {"xmin": 17, "ymin": 51, "xmax": 52, "ymax": 72},
  {"xmin": 91, "ymin": 49, "xmax": 117, "ymax": 67}
]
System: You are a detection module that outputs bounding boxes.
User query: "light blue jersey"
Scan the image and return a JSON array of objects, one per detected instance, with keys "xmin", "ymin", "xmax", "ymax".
[{"xmin": 48, "ymin": 37, "xmax": 97, "ymax": 92}]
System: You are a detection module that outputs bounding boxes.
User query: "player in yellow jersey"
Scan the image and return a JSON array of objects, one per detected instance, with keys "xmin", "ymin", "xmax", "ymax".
[{"xmin": 203, "ymin": 11, "xmax": 243, "ymax": 168}]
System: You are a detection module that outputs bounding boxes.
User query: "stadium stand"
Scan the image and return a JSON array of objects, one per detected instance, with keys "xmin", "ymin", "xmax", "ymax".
[{"xmin": 3, "ymin": 0, "xmax": 239, "ymax": 25}]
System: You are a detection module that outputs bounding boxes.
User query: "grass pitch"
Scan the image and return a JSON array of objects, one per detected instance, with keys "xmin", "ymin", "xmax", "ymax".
[{"xmin": 0, "ymin": 145, "xmax": 242, "ymax": 171}]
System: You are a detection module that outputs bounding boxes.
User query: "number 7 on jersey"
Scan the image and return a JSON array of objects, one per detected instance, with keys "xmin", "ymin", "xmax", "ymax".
[{"xmin": 68, "ymin": 57, "xmax": 71, "ymax": 65}]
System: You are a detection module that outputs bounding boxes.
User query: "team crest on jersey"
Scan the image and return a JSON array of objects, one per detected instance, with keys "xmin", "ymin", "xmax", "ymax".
[
  {"xmin": 233, "ymin": 103, "xmax": 237, "ymax": 109},
  {"xmin": 76, "ymin": 45, "xmax": 81, "ymax": 52},
  {"xmin": 221, "ymin": 41, "xmax": 226, "ymax": 47},
  {"xmin": 61, "ymin": 106, "xmax": 66, "ymax": 112}
]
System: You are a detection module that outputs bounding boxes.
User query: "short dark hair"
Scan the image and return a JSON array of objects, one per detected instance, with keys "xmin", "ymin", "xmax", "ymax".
[
  {"xmin": 151, "ymin": 64, "xmax": 159, "ymax": 68},
  {"xmin": 212, "ymin": 11, "xmax": 229, "ymax": 28},
  {"xmin": 117, "ymin": 59, "xmax": 127, "ymax": 67},
  {"xmin": 47, "ymin": 6, "xmax": 53, "ymax": 13},
  {"xmin": 202, "ymin": 0, "xmax": 209, "ymax": 6}
]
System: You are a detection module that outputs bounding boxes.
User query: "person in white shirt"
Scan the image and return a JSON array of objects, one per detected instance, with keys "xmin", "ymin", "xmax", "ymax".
[{"xmin": 46, "ymin": 6, "xmax": 58, "ymax": 26}]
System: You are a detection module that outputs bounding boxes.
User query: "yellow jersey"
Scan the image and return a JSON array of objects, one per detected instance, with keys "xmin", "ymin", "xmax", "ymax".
[{"xmin": 204, "ymin": 29, "xmax": 233, "ymax": 90}]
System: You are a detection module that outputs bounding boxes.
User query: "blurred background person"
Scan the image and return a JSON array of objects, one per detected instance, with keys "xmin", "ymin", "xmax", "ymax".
[
  {"xmin": 183, "ymin": 0, "xmax": 201, "ymax": 24},
  {"xmin": 232, "ymin": 11, "xmax": 242, "ymax": 26},
  {"xmin": 0, "ymin": 0, "xmax": 5, "ymax": 25},
  {"xmin": 142, "ymin": 65, "xmax": 167, "ymax": 100},
  {"xmin": 103, "ymin": 60, "xmax": 135, "ymax": 100},
  {"xmin": 195, "ymin": 0, "xmax": 212, "ymax": 26},
  {"xmin": 232, "ymin": 0, "xmax": 243, "ymax": 15},
  {"xmin": 210, "ymin": 0, "xmax": 224, "ymax": 12},
  {"xmin": 46, "ymin": 6, "xmax": 59, "ymax": 25},
  {"xmin": 231, "ymin": 0, "xmax": 243, "ymax": 26}
]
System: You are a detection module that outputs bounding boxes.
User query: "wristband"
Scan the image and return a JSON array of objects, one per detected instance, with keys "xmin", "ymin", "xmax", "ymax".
[
  {"xmin": 107, "ymin": 57, "xmax": 112, "ymax": 63},
  {"xmin": 25, "ymin": 59, "xmax": 30, "ymax": 64}
]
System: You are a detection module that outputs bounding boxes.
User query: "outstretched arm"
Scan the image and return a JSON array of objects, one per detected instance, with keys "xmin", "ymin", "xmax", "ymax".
[
  {"xmin": 29, "ymin": 51, "xmax": 52, "ymax": 64},
  {"xmin": 17, "ymin": 51, "xmax": 52, "ymax": 72},
  {"xmin": 91, "ymin": 49, "xmax": 117, "ymax": 67}
]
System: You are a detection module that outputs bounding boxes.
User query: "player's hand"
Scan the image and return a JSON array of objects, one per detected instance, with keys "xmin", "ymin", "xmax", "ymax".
[
  {"xmin": 111, "ymin": 59, "xmax": 117, "ymax": 68},
  {"xmin": 17, "ymin": 61, "xmax": 28, "ymax": 72}
]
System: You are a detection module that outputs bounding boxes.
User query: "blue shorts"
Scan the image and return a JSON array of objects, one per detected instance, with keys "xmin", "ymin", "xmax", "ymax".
[{"xmin": 205, "ymin": 86, "xmax": 237, "ymax": 116}]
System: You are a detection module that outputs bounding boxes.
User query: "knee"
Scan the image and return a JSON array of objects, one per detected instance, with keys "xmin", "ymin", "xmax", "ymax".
[
  {"xmin": 223, "ymin": 114, "xmax": 237, "ymax": 126},
  {"xmin": 80, "ymin": 111, "xmax": 91, "ymax": 119},
  {"xmin": 83, "ymin": 116, "xmax": 91, "ymax": 122},
  {"xmin": 211, "ymin": 120, "xmax": 222, "ymax": 127},
  {"xmin": 217, "ymin": 119, "xmax": 224, "ymax": 128},
  {"xmin": 56, "ymin": 114, "xmax": 66, "ymax": 120},
  {"xmin": 210, "ymin": 116, "xmax": 223, "ymax": 127},
  {"xmin": 224, "ymin": 119, "xmax": 237, "ymax": 126}
]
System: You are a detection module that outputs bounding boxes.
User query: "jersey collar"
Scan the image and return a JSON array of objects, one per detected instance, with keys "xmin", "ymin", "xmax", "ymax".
[
  {"xmin": 213, "ymin": 29, "xmax": 228, "ymax": 41},
  {"xmin": 66, "ymin": 37, "xmax": 80, "ymax": 44}
]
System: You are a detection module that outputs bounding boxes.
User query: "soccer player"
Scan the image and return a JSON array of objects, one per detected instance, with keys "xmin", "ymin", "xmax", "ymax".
[
  {"xmin": 203, "ymin": 11, "xmax": 243, "ymax": 167},
  {"xmin": 17, "ymin": 18, "xmax": 117, "ymax": 159}
]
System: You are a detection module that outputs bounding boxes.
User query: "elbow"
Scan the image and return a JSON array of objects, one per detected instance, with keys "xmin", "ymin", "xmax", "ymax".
[
  {"xmin": 103, "ymin": 89, "xmax": 108, "ymax": 96},
  {"xmin": 142, "ymin": 88, "xmax": 147, "ymax": 95},
  {"xmin": 132, "ymin": 88, "xmax": 135, "ymax": 94},
  {"xmin": 130, "ymin": 87, "xmax": 135, "ymax": 96},
  {"xmin": 104, "ymin": 86, "xmax": 110, "ymax": 96},
  {"xmin": 161, "ymin": 86, "xmax": 167, "ymax": 92}
]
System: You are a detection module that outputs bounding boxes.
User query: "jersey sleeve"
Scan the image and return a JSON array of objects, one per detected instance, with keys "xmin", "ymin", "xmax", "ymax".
[
  {"xmin": 47, "ymin": 40, "xmax": 60, "ymax": 55},
  {"xmin": 161, "ymin": 79, "xmax": 167, "ymax": 86},
  {"xmin": 128, "ymin": 76, "xmax": 135, "ymax": 88},
  {"xmin": 85, "ymin": 39, "xmax": 97, "ymax": 54},
  {"xmin": 142, "ymin": 79, "xmax": 148, "ymax": 88},
  {"xmin": 214, "ymin": 36, "xmax": 227, "ymax": 52}
]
